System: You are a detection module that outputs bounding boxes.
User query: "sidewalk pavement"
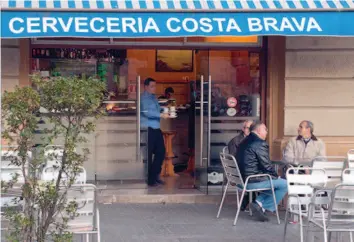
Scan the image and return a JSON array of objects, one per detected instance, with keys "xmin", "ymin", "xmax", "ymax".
[{"xmin": 97, "ymin": 203, "xmax": 301, "ymax": 242}]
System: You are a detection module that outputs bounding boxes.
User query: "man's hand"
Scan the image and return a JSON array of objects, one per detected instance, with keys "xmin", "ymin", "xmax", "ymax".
[{"xmin": 160, "ymin": 113, "xmax": 169, "ymax": 119}]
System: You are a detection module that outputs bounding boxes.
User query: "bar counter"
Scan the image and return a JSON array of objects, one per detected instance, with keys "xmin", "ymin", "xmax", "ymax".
[{"xmin": 34, "ymin": 108, "xmax": 190, "ymax": 182}]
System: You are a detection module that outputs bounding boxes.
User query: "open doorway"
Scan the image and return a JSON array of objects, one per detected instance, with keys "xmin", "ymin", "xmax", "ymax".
[{"xmin": 118, "ymin": 48, "xmax": 264, "ymax": 194}]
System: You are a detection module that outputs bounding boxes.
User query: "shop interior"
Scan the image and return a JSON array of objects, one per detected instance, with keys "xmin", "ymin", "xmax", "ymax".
[{"xmin": 31, "ymin": 38, "xmax": 263, "ymax": 193}]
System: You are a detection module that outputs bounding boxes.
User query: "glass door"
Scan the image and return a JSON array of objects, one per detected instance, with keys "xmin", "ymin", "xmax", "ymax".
[{"xmin": 194, "ymin": 50, "xmax": 211, "ymax": 194}]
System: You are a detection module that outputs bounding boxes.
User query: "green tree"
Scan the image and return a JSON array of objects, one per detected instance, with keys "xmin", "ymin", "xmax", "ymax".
[{"xmin": 1, "ymin": 75, "xmax": 105, "ymax": 242}]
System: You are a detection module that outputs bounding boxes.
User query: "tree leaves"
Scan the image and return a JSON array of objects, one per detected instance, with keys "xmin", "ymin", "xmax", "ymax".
[{"xmin": 1, "ymin": 74, "xmax": 105, "ymax": 242}]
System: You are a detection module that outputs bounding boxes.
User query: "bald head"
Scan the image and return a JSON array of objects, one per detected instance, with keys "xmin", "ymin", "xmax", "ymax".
[{"xmin": 250, "ymin": 121, "xmax": 268, "ymax": 140}]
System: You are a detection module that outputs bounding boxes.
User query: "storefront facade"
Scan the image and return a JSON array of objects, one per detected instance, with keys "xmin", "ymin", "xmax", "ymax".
[{"xmin": 2, "ymin": 0, "xmax": 354, "ymax": 192}]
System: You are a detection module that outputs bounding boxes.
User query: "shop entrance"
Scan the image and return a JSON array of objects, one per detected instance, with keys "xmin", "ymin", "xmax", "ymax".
[
  {"xmin": 31, "ymin": 40, "xmax": 264, "ymax": 195},
  {"xmin": 133, "ymin": 48, "xmax": 264, "ymax": 194}
]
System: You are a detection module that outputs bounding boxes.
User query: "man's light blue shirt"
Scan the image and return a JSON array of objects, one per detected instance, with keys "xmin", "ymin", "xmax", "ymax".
[{"xmin": 141, "ymin": 91, "xmax": 161, "ymax": 129}]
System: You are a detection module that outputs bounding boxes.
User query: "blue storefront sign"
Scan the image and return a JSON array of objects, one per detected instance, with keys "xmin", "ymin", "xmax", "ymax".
[{"xmin": 1, "ymin": 10, "xmax": 354, "ymax": 38}]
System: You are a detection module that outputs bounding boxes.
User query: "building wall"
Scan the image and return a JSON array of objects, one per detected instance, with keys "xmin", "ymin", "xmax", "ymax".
[
  {"xmin": 1, "ymin": 39, "xmax": 20, "ymax": 92},
  {"xmin": 1, "ymin": 39, "xmax": 21, "ymax": 146},
  {"xmin": 278, "ymin": 37, "xmax": 354, "ymax": 157}
]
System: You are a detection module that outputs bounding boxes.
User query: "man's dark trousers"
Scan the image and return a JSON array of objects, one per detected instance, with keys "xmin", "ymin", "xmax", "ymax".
[{"xmin": 147, "ymin": 127, "xmax": 166, "ymax": 185}]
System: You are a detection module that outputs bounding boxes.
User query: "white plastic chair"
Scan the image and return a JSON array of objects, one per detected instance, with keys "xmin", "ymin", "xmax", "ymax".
[
  {"xmin": 312, "ymin": 156, "xmax": 346, "ymax": 184},
  {"xmin": 48, "ymin": 184, "xmax": 100, "ymax": 242},
  {"xmin": 283, "ymin": 167, "xmax": 328, "ymax": 242},
  {"xmin": 217, "ymin": 153, "xmax": 280, "ymax": 226},
  {"xmin": 342, "ymin": 168, "xmax": 354, "ymax": 183},
  {"xmin": 306, "ymin": 183, "xmax": 354, "ymax": 242},
  {"xmin": 348, "ymin": 149, "xmax": 354, "ymax": 168},
  {"xmin": 41, "ymin": 166, "xmax": 87, "ymax": 185}
]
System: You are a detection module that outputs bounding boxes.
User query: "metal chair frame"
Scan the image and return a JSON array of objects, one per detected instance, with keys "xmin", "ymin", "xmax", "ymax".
[
  {"xmin": 305, "ymin": 183, "xmax": 354, "ymax": 242},
  {"xmin": 48, "ymin": 184, "xmax": 100, "ymax": 242},
  {"xmin": 342, "ymin": 168, "xmax": 354, "ymax": 183},
  {"xmin": 283, "ymin": 167, "xmax": 328, "ymax": 242},
  {"xmin": 348, "ymin": 149, "xmax": 354, "ymax": 168},
  {"xmin": 217, "ymin": 153, "xmax": 280, "ymax": 226},
  {"xmin": 222, "ymin": 146, "xmax": 229, "ymax": 154}
]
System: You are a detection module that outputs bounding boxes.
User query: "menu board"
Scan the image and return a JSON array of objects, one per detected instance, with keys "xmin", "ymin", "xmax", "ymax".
[{"xmin": 51, "ymin": 59, "xmax": 97, "ymax": 77}]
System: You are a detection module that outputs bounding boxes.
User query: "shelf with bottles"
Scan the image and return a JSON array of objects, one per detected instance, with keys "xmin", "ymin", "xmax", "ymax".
[{"xmin": 31, "ymin": 47, "xmax": 127, "ymax": 63}]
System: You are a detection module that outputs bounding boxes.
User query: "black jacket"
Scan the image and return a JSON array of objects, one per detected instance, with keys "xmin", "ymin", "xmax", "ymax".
[
  {"xmin": 227, "ymin": 133, "xmax": 245, "ymax": 158},
  {"xmin": 236, "ymin": 132, "xmax": 278, "ymax": 183}
]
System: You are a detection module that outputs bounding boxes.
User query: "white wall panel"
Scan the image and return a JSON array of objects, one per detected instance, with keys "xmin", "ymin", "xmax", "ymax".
[
  {"xmin": 287, "ymin": 37, "xmax": 354, "ymax": 50},
  {"xmin": 1, "ymin": 39, "xmax": 19, "ymax": 47},
  {"xmin": 286, "ymin": 51, "xmax": 354, "ymax": 78},
  {"xmin": 284, "ymin": 108, "xmax": 354, "ymax": 136},
  {"xmin": 1, "ymin": 77, "xmax": 19, "ymax": 92},
  {"xmin": 285, "ymin": 79, "xmax": 354, "ymax": 107},
  {"xmin": 1, "ymin": 47, "xmax": 20, "ymax": 76}
]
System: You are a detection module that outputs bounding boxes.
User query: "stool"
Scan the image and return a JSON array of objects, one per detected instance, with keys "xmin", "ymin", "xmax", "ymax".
[{"xmin": 160, "ymin": 131, "xmax": 179, "ymax": 177}]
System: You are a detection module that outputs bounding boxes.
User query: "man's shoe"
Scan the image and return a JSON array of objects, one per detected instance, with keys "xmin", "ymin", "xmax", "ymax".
[
  {"xmin": 250, "ymin": 202, "xmax": 269, "ymax": 222},
  {"xmin": 156, "ymin": 179, "xmax": 165, "ymax": 185}
]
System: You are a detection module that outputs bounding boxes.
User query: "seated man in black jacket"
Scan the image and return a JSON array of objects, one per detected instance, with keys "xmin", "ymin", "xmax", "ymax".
[{"xmin": 236, "ymin": 121, "xmax": 288, "ymax": 222}]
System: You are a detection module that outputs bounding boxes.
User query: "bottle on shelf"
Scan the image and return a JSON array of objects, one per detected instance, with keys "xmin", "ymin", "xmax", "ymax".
[
  {"xmin": 82, "ymin": 49, "xmax": 86, "ymax": 59},
  {"xmin": 72, "ymin": 49, "xmax": 76, "ymax": 59},
  {"xmin": 69, "ymin": 49, "xmax": 73, "ymax": 59},
  {"xmin": 56, "ymin": 49, "xmax": 60, "ymax": 58},
  {"xmin": 77, "ymin": 49, "xmax": 82, "ymax": 59}
]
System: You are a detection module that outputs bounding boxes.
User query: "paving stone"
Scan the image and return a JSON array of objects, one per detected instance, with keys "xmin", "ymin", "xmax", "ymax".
[{"xmin": 2, "ymin": 203, "xmax": 351, "ymax": 242}]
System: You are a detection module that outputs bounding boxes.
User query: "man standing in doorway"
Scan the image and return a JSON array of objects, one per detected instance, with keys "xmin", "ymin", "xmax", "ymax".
[{"xmin": 141, "ymin": 78, "xmax": 169, "ymax": 187}]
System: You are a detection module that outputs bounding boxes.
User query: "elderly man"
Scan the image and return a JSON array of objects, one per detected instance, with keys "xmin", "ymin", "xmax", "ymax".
[
  {"xmin": 237, "ymin": 121, "xmax": 287, "ymax": 222},
  {"xmin": 228, "ymin": 120, "xmax": 253, "ymax": 158},
  {"xmin": 283, "ymin": 120, "xmax": 326, "ymax": 165},
  {"xmin": 228, "ymin": 120, "xmax": 253, "ymax": 210}
]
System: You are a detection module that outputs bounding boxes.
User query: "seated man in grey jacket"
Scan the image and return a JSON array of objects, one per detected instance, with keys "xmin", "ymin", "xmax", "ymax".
[{"xmin": 283, "ymin": 120, "xmax": 326, "ymax": 165}]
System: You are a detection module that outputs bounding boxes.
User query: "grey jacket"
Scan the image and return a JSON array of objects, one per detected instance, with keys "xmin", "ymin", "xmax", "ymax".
[{"xmin": 283, "ymin": 135, "xmax": 326, "ymax": 165}]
